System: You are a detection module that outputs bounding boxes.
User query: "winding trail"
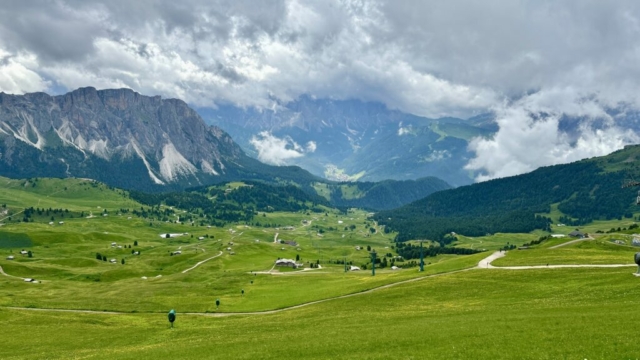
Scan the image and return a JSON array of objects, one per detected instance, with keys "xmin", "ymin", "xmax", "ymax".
[
  {"xmin": 478, "ymin": 251, "xmax": 635, "ymax": 270},
  {"xmin": 0, "ymin": 265, "xmax": 26, "ymax": 280},
  {"xmin": 3, "ymin": 251, "xmax": 638, "ymax": 317},
  {"xmin": 4, "ymin": 266, "xmax": 474, "ymax": 318},
  {"xmin": 0, "ymin": 209, "xmax": 24, "ymax": 223},
  {"xmin": 181, "ymin": 251, "xmax": 223, "ymax": 274}
]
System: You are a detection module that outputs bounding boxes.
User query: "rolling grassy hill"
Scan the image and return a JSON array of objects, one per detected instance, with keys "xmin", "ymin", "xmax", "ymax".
[{"xmin": 2, "ymin": 176, "xmax": 640, "ymax": 358}]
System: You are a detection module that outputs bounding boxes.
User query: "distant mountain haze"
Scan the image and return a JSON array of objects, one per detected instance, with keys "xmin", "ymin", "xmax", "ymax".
[
  {"xmin": 198, "ymin": 96, "xmax": 497, "ymax": 187},
  {"xmin": 0, "ymin": 87, "xmax": 450, "ymax": 210}
]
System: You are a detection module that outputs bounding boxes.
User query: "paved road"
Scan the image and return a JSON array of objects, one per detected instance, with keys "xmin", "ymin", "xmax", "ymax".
[{"xmin": 478, "ymin": 251, "xmax": 635, "ymax": 269}]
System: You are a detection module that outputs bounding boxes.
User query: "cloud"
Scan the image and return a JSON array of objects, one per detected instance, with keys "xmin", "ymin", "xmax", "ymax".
[
  {"xmin": 465, "ymin": 91, "xmax": 640, "ymax": 181},
  {"xmin": 249, "ymin": 131, "xmax": 315, "ymax": 165},
  {"xmin": 0, "ymin": 0, "xmax": 500, "ymax": 117},
  {"xmin": 0, "ymin": 49, "xmax": 49, "ymax": 93},
  {"xmin": 1, "ymin": 1, "xmax": 640, "ymax": 177},
  {"xmin": 2, "ymin": 1, "xmax": 640, "ymax": 117},
  {"xmin": 306, "ymin": 141, "xmax": 317, "ymax": 153}
]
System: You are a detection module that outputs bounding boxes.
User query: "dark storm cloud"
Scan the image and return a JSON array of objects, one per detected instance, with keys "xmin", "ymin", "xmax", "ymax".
[{"xmin": 0, "ymin": 1, "xmax": 107, "ymax": 62}]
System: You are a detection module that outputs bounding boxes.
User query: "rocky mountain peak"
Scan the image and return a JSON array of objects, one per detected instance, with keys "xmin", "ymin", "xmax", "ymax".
[{"xmin": 0, "ymin": 87, "xmax": 244, "ymax": 187}]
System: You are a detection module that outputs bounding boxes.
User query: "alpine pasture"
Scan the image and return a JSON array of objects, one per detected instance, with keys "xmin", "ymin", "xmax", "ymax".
[{"xmin": 1, "ymin": 176, "xmax": 639, "ymax": 359}]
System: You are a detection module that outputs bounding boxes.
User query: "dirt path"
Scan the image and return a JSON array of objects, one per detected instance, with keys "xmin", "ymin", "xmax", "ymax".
[
  {"xmin": 548, "ymin": 236, "xmax": 594, "ymax": 249},
  {"xmin": 273, "ymin": 233, "xmax": 279, "ymax": 243},
  {"xmin": 181, "ymin": 251, "xmax": 223, "ymax": 274},
  {"xmin": 0, "ymin": 265, "xmax": 25, "ymax": 280},
  {"xmin": 4, "ymin": 266, "xmax": 475, "ymax": 318},
  {"xmin": 0, "ymin": 209, "xmax": 24, "ymax": 223},
  {"xmin": 4, "ymin": 252, "xmax": 637, "ymax": 317}
]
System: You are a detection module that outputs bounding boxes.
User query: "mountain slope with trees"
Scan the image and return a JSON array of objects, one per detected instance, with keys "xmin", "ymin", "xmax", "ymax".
[
  {"xmin": 375, "ymin": 145, "xmax": 640, "ymax": 242},
  {"xmin": 0, "ymin": 87, "xmax": 449, "ymax": 210}
]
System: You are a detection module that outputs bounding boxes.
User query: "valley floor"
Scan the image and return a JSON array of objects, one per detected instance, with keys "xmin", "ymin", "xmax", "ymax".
[
  {"xmin": 2, "ymin": 176, "xmax": 640, "ymax": 358},
  {"xmin": 2, "ymin": 249, "xmax": 640, "ymax": 359}
]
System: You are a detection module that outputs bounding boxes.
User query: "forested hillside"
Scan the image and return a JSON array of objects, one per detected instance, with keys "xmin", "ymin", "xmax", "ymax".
[
  {"xmin": 327, "ymin": 177, "xmax": 451, "ymax": 210},
  {"xmin": 376, "ymin": 145, "xmax": 640, "ymax": 242},
  {"xmin": 129, "ymin": 181, "xmax": 329, "ymax": 226}
]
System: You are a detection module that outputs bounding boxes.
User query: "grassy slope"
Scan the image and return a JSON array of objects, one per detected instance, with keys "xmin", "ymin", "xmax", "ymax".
[
  {"xmin": 0, "ymin": 177, "xmax": 481, "ymax": 313},
  {"xmin": 493, "ymin": 240, "xmax": 637, "ymax": 266},
  {"xmin": 2, "ymin": 266, "xmax": 640, "ymax": 359},
  {"xmin": 4, "ymin": 177, "xmax": 640, "ymax": 358}
]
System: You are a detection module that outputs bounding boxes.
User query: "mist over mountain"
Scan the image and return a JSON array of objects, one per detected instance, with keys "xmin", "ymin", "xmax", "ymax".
[
  {"xmin": 0, "ymin": 87, "xmax": 450, "ymax": 210},
  {"xmin": 198, "ymin": 97, "xmax": 496, "ymax": 186}
]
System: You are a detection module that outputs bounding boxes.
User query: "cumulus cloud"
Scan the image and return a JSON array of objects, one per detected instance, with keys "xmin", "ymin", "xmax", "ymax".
[
  {"xmin": 465, "ymin": 91, "xmax": 640, "ymax": 181},
  {"xmin": 306, "ymin": 141, "xmax": 317, "ymax": 153},
  {"xmin": 250, "ymin": 131, "xmax": 315, "ymax": 165},
  {"xmin": 0, "ymin": 0, "xmax": 500, "ymax": 116},
  {"xmin": 0, "ymin": 49, "xmax": 50, "ymax": 94},
  {"xmin": 1, "ymin": 1, "xmax": 640, "ymax": 178}
]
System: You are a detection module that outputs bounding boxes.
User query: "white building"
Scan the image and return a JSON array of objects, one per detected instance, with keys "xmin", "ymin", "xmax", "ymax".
[{"xmin": 275, "ymin": 259, "xmax": 299, "ymax": 268}]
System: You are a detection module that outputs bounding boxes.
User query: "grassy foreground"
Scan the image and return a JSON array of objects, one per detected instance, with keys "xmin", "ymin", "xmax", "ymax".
[
  {"xmin": 4, "ymin": 176, "xmax": 640, "ymax": 358},
  {"xmin": 3, "ymin": 266, "xmax": 640, "ymax": 359}
]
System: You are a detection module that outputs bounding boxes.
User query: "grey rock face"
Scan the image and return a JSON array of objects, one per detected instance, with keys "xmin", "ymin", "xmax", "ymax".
[{"xmin": 0, "ymin": 87, "xmax": 243, "ymax": 186}]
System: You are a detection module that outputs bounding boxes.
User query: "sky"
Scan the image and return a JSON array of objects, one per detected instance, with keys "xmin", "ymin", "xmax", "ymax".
[{"xmin": 1, "ymin": 0, "xmax": 639, "ymax": 180}]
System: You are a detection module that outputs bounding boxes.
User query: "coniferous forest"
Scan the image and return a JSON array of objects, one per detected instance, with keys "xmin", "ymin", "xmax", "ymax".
[{"xmin": 376, "ymin": 146, "xmax": 640, "ymax": 242}]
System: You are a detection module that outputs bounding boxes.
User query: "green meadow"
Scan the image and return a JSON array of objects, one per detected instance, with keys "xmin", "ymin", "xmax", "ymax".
[{"xmin": 2, "ymin": 176, "xmax": 640, "ymax": 358}]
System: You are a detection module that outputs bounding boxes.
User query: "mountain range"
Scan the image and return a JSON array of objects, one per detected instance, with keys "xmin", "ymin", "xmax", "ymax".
[
  {"xmin": 0, "ymin": 87, "xmax": 449, "ymax": 210},
  {"xmin": 198, "ymin": 97, "xmax": 496, "ymax": 186}
]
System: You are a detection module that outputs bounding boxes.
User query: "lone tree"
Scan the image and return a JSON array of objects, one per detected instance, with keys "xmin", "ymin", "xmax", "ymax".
[
  {"xmin": 216, "ymin": 299, "xmax": 220, "ymax": 309},
  {"xmin": 635, "ymin": 252, "xmax": 640, "ymax": 274},
  {"xmin": 27, "ymin": 251, "xmax": 33, "ymax": 258},
  {"xmin": 121, "ymin": 258, "xmax": 125, "ymax": 265},
  {"xmin": 134, "ymin": 240, "xmax": 138, "ymax": 246}
]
